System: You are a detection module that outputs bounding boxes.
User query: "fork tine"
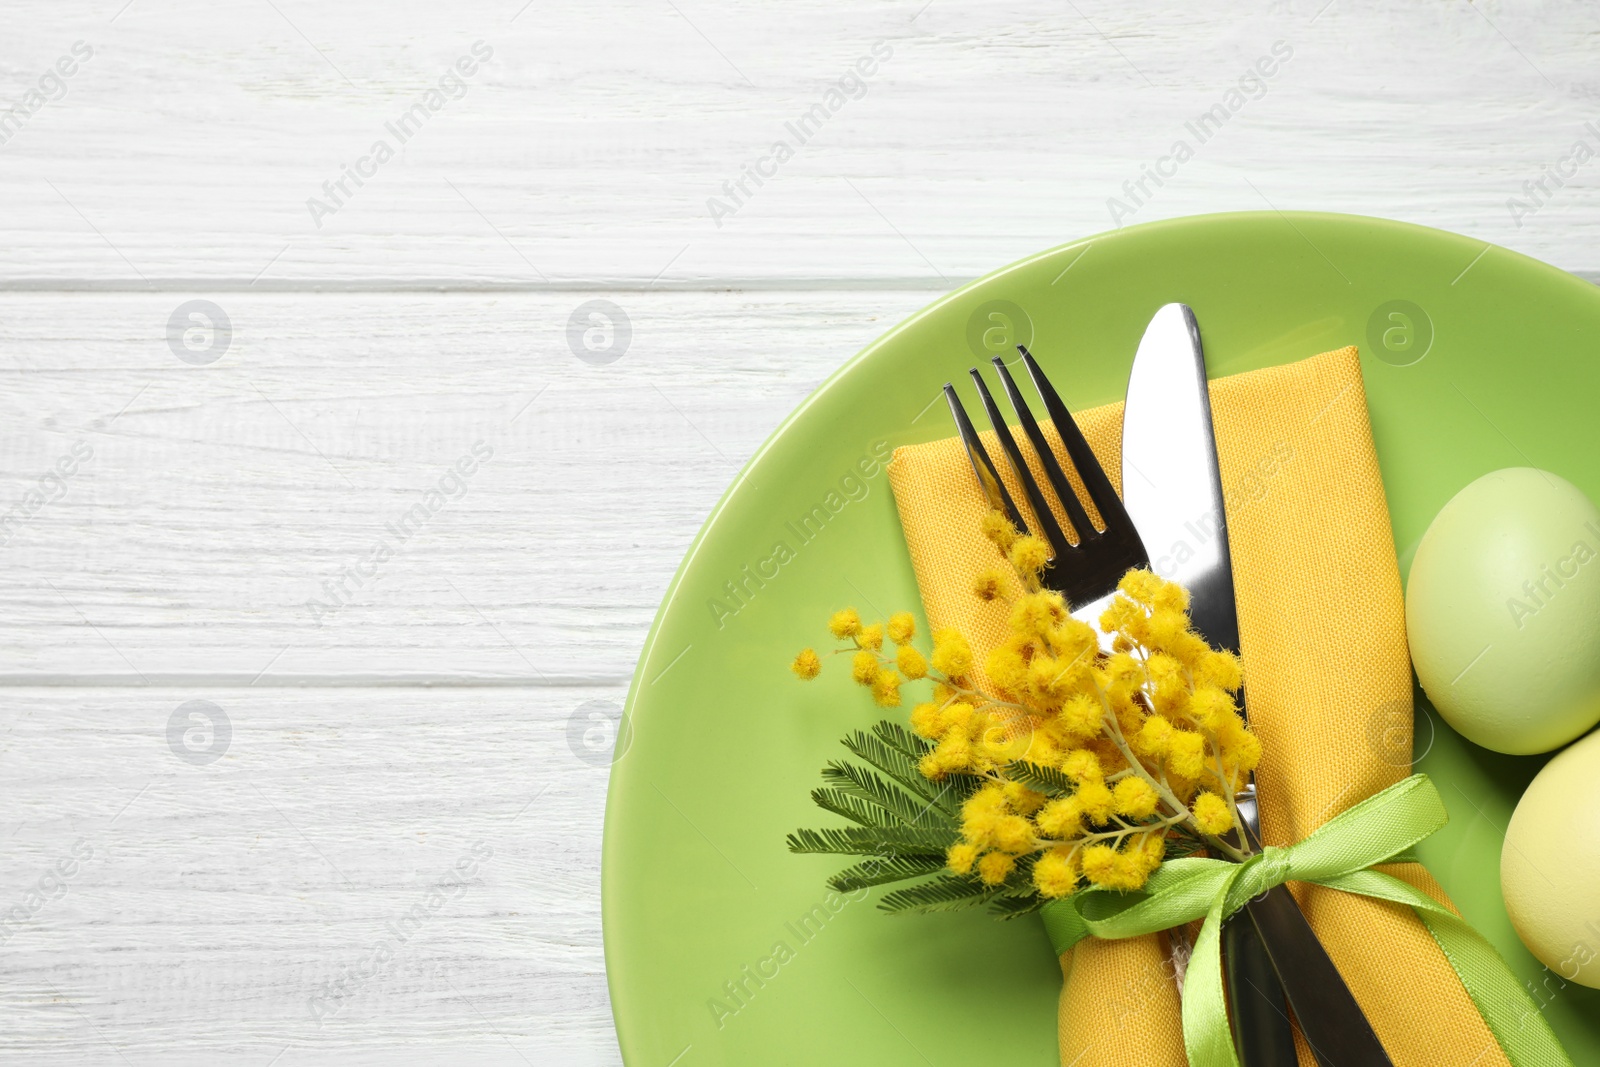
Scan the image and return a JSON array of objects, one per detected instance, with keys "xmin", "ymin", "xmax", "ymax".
[
  {"xmin": 968, "ymin": 369, "xmax": 1073, "ymax": 562},
  {"xmin": 943, "ymin": 384, "xmax": 1028, "ymax": 535},
  {"xmin": 1017, "ymin": 346, "xmax": 1137, "ymax": 539},
  {"xmin": 988, "ymin": 355, "xmax": 1097, "ymax": 544}
]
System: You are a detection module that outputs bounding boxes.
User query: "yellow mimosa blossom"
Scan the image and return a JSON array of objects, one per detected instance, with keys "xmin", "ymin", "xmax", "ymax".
[
  {"xmin": 1133, "ymin": 715, "xmax": 1174, "ymax": 757},
  {"xmin": 980, "ymin": 508, "xmax": 1018, "ymax": 551},
  {"xmin": 992, "ymin": 814, "xmax": 1035, "ymax": 854},
  {"xmin": 972, "ymin": 567, "xmax": 1008, "ymax": 601},
  {"xmin": 930, "ymin": 628, "xmax": 973, "ymax": 677},
  {"xmin": 1009, "ymin": 534, "xmax": 1051, "ymax": 581},
  {"xmin": 1113, "ymin": 777, "xmax": 1159, "ymax": 819},
  {"xmin": 1189, "ymin": 686, "xmax": 1235, "ymax": 731},
  {"xmin": 828, "ymin": 608, "xmax": 861, "ymax": 639},
  {"xmin": 1139, "ymin": 831, "xmax": 1166, "ymax": 869},
  {"xmin": 1146, "ymin": 609, "xmax": 1189, "ymax": 650},
  {"xmin": 871, "ymin": 669, "xmax": 902, "ymax": 707},
  {"xmin": 1195, "ymin": 649, "xmax": 1243, "ymax": 691},
  {"xmin": 940, "ymin": 701, "xmax": 977, "ymax": 736},
  {"xmin": 1035, "ymin": 796, "xmax": 1082, "ymax": 838},
  {"xmin": 887, "ymin": 612, "xmax": 916, "ymax": 645},
  {"xmin": 1060, "ymin": 693, "xmax": 1103, "ymax": 737},
  {"xmin": 1168, "ymin": 730, "xmax": 1208, "ymax": 779},
  {"xmin": 1229, "ymin": 729, "xmax": 1264, "ymax": 774},
  {"xmin": 1192, "ymin": 791, "xmax": 1234, "ymax": 836},
  {"xmin": 851, "ymin": 650, "xmax": 878, "ymax": 686},
  {"xmin": 920, "ymin": 731, "xmax": 973, "ymax": 779},
  {"xmin": 947, "ymin": 841, "xmax": 980, "ymax": 874},
  {"xmin": 984, "ymin": 642, "xmax": 1028, "ymax": 693},
  {"xmin": 858, "ymin": 623, "xmax": 884, "ymax": 651},
  {"xmin": 790, "ymin": 648, "xmax": 821, "ymax": 680},
  {"xmin": 976, "ymin": 851, "xmax": 1015, "ymax": 886},
  {"xmin": 1011, "ymin": 591, "xmax": 1068, "ymax": 637},
  {"xmin": 1062, "ymin": 748, "xmax": 1103, "ymax": 783},
  {"xmin": 1150, "ymin": 579, "xmax": 1189, "ymax": 613},
  {"xmin": 1003, "ymin": 781, "xmax": 1047, "ymax": 815},
  {"xmin": 896, "ymin": 644, "xmax": 928, "ymax": 680},
  {"xmin": 1033, "ymin": 846, "xmax": 1079, "ymax": 898},
  {"xmin": 1076, "ymin": 780, "xmax": 1115, "ymax": 824},
  {"xmin": 1080, "ymin": 843, "xmax": 1118, "ymax": 887}
]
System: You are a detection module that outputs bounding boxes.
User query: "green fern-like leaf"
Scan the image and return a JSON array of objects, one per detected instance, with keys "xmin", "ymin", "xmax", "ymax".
[
  {"xmin": 791, "ymin": 718, "xmax": 1057, "ymax": 920},
  {"xmin": 1008, "ymin": 761, "xmax": 1075, "ymax": 797},
  {"xmin": 1163, "ymin": 831, "xmax": 1208, "ymax": 860},
  {"xmin": 809, "ymin": 787, "xmax": 901, "ymax": 829},
  {"xmin": 871, "ymin": 719, "xmax": 933, "ymax": 760},
  {"xmin": 840, "ymin": 729, "xmax": 955, "ymax": 816},
  {"xmin": 878, "ymin": 874, "xmax": 995, "ymax": 915},
  {"xmin": 870, "ymin": 720, "xmax": 988, "ymax": 802},
  {"xmin": 988, "ymin": 891, "xmax": 1048, "ymax": 920},
  {"xmin": 826, "ymin": 853, "xmax": 948, "ymax": 892},
  {"xmin": 820, "ymin": 761, "xmax": 946, "ymax": 827},
  {"xmin": 786, "ymin": 824, "xmax": 959, "ymax": 857}
]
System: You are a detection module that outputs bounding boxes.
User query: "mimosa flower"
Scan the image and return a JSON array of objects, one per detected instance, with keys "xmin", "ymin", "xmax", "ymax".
[
  {"xmin": 828, "ymin": 608, "xmax": 861, "ymax": 638},
  {"xmin": 792, "ymin": 504, "xmax": 1263, "ymax": 911},
  {"xmin": 1192, "ymin": 791, "xmax": 1235, "ymax": 836},
  {"xmin": 790, "ymin": 648, "xmax": 821, "ymax": 680},
  {"xmin": 887, "ymin": 612, "xmax": 917, "ymax": 645}
]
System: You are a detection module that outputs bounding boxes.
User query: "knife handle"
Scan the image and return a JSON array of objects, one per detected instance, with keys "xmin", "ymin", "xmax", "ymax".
[
  {"xmin": 1224, "ymin": 907, "xmax": 1299, "ymax": 1065},
  {"xmin": 1243, "ymin": 885, "xmax": 1395, "ymax": 1067}
]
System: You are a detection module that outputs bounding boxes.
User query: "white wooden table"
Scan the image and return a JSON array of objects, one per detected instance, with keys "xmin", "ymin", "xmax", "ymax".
[{"xmin": 2, "ymin": 2, "xmax": 1596, "ymax": 1062}]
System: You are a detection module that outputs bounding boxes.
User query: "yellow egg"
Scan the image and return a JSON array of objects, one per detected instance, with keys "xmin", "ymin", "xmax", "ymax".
[
  {"xmin": 1501, "ymin": 727, "xmax": 1600, "ymax": 987},
  {"xmin": 1406, "ymin": 468, "xmax": 1600, "ymax": 754}
]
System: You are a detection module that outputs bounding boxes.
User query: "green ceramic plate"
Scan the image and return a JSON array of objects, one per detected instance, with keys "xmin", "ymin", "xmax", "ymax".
[{"xmin": 603, "ymin": 212, "xmax": 1600, "ymax": 1064}]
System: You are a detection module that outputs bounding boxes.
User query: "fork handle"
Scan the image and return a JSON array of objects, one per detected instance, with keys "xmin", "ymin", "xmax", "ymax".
[{"xmin": 1243, "ymin": 885, "xmax": 1395, "ymax": 1066}]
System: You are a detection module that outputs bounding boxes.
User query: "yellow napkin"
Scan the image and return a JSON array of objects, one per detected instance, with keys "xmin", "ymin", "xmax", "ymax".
[{"xmin": 887, "ymin": 346, "xmax": 1507, "ymax": 1067}]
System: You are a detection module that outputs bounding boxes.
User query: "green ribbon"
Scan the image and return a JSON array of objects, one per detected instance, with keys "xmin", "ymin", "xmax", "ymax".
[{"xmin": 1039, "ymin": 774, "xmax": 1573, "ymax": 1067}]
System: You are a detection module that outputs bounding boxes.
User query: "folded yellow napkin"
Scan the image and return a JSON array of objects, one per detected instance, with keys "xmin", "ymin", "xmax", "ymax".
[{"xmin": 887, "ymin": 346, "xmax": 1508, "ymax": 1067}]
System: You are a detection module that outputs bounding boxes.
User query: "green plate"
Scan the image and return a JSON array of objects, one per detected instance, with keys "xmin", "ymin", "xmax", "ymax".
[{"xmin": 603, "ymin": 212, "xmax": 1600, "ymax": 1064}]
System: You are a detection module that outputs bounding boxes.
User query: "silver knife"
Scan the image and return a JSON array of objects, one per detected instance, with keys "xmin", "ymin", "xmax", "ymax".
[{"xmin": 1120, "ymin": 304, "xmax": 1393, "ymax": 1067}]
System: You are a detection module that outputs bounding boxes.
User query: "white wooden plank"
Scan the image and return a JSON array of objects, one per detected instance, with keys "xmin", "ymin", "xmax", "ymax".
[
  {"xmin": 0, "ymin": 289, "xmax": 930, "ymax": 679},
  {"xmin": 2, "ymin": 1, "xmax": 1599, "ymax": 284},
  {"xmin": 0, "ymin": 686, "xmax": 624, "ymax": 1066}
]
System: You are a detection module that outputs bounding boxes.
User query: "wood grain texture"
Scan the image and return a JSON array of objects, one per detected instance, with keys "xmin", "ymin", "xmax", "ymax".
[
  {"xmin": 2, "ymin": 0, "xmax": 1600, "ymax": 287},
  {"xmin": 2, "ymin": 0, "xmax": 1598, "ymax": 1062},
  {"xmin": 0, "ymin": 291, "xmax": 927, "ymax": 681},
  {"xmin": 0, "ymin": 687, "xmax": 622, "ymax": 1066}
]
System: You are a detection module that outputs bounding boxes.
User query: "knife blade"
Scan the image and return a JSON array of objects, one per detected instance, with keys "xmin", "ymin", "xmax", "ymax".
[{"xmin": 1120, "ymin": 304, "xmax": 1393, "ymax": 1067}]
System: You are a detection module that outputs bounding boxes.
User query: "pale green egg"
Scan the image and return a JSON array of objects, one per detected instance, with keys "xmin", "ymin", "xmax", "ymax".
[
  {"xmin": 1502, "ymin": 727, "xmax": 1600, "ymax": 988},
  {"xmin": 1406, "ymin": 467, "xmax": 1600, "ymax": 754}
]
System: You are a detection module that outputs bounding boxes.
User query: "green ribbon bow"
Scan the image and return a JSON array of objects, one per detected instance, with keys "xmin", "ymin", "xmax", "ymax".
[{"xmin": 1040, "ymin": 774, "xmax": 1573, "ymax": 1067}]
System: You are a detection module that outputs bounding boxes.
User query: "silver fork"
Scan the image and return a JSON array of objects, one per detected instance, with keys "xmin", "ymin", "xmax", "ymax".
[
  {"xmin": 943, "ymin": 350, "xmax": 1145, "ymax": 626},
  {"xmin": 944, "ymin": 348, "xmax": 1393, "ymax": 1067}
]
